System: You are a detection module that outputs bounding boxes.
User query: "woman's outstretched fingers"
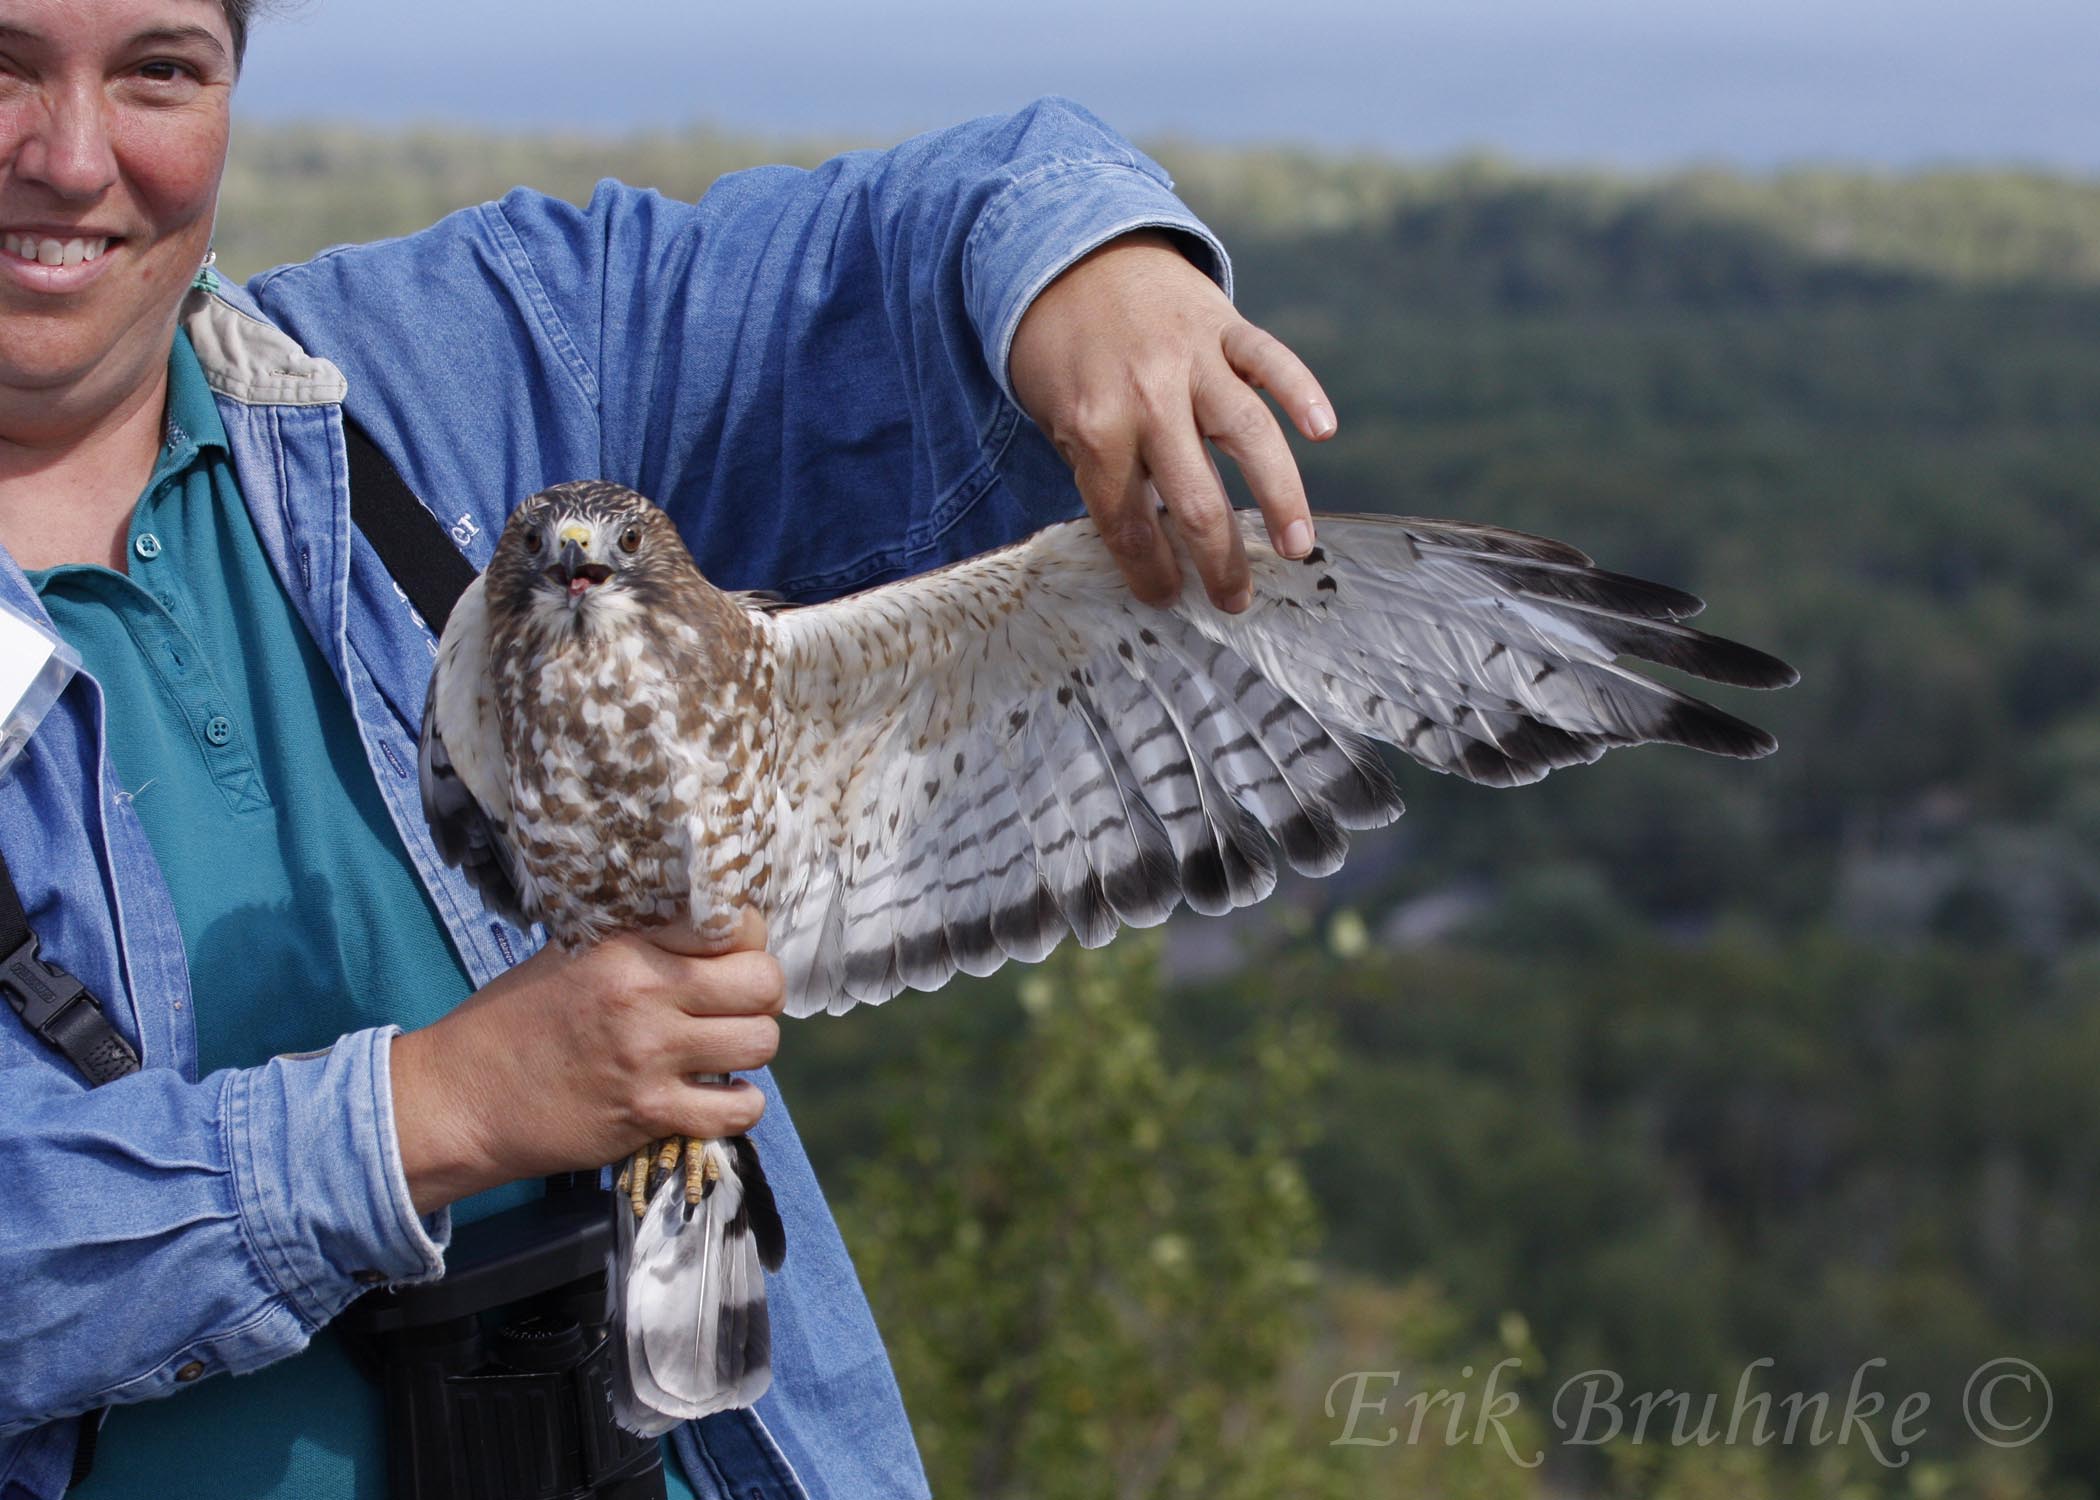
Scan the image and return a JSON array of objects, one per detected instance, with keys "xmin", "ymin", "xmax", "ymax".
[
  {"xmin": 1075, "ymin": 434, "xmax": 1180, "ymax": 606},
  {"xmin": 1223, "ymin": 318, "xmax": 1337, "ymax": 443},
  {"xmin": 1147, "ymin": 419, "xmax": 1250, "ymax": 611},
  {"xmin": 1007, "ymin": 228, "xmax": 1338, "ymax": 609},
  {"xmin": 1195, "ymin": 370, "xmax": 1312, "ymax": 564},
  {"xmin": 1216, "ymin": 322, "xmax": 1330, "ymax": 560}
]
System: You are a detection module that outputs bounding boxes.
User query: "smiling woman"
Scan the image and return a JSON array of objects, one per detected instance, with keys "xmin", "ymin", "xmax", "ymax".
[{"xmin": 0, "ymin": 1, "xmax": 1337, "ymax": 1498}]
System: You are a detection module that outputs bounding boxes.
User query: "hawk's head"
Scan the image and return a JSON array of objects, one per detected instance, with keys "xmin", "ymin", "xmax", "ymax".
[{"xmin": 485, "ymin": 480, "xmax": 699, "ymax": 634}]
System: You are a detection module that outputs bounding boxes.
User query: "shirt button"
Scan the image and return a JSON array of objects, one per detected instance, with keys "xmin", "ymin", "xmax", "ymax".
[
  {"xmin": 134, "ymin": 533, "xmax": 162, "ymax": 561},
  {"xmin": 175, "ymin": 1360, "xmax": 205, "ymax": 1383},
  {"xmin": 204, "ymin": 715, "xmax": 233, "ymax": 746}
]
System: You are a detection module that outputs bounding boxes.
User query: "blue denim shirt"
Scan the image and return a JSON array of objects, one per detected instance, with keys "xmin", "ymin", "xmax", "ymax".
[{"xmin": 0, "ymin": 97, "xmax": 1229, "ymax": 1500}]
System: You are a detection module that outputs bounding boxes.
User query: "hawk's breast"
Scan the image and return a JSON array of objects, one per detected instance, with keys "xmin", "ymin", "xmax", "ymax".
[{"xmin": 492, "ymin": 608, "xmax": 778, "ymax": 949}]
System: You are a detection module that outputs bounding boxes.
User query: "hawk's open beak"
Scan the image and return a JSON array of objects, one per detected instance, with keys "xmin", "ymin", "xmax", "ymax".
[{"xmin": 553, "ymin": 526, "xmax": 613, "ymax": 600}]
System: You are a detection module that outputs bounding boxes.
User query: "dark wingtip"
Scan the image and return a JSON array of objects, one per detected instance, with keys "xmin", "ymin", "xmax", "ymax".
[
  {"xmin": 1583, "ymin": 609, "xmax": 1800, "ymax": 691},
  {"xmin": 1101, "ymin": 845, "xmax": 1181, "ymax": 929},
  {"xmin": 1057, "ymin": 869, "xmax": 1120, "ymax": 949},
  {"xmin": 1322, "ymin": 744, "xmax": 1406, "ymax": 829},
  {"xmin": 1179, "ymin": 844, "xmax": 1234, "ymax": 917},
  {"xmin": 990, "ymin": 880, "xmax": 1065, "ymax": 964},
  {"xmin": 1274, "ymin": 806, "xmax": 1349, "ymax": 877},
  {"xmin": 1497, "ymin": 564, "xmax": 1707, "ymax": 622},
  {"xmin": 1456, "ymin": 719, "xmax": 1610, "ymax": 788},
  {"xmin": 1656, "ymin": 699, "xmax": 1781, "ymax": 760},
  {"xmin": 1673, "ymin": 634, "xmax": 1798, "ymax": 691}
]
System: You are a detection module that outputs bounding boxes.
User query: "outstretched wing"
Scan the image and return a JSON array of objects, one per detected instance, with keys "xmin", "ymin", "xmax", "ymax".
[
  {"xmin": 761, "ymin": 511, "xmax": 1794, "ymax": 1018},
  {"xmin": 417, "ymin": 573, "xmax": 533, "ymax": 928}
]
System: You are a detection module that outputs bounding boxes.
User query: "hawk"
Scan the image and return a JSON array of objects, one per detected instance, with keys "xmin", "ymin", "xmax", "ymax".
[{"xmin": 418, "ymin": 482, "xmax": 1793, "ymax": 1430}]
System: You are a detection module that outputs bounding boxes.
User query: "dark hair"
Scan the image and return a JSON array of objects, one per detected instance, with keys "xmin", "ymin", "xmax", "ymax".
[{"xmin": 219, "ymin": 0, "xmax": 258, "ymax": 67}]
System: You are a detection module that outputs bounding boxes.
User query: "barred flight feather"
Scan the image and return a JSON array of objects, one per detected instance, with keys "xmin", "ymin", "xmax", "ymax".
[{"xmin": 763, "ymin": 510, "xmax": 1793, "ymax": 1017}]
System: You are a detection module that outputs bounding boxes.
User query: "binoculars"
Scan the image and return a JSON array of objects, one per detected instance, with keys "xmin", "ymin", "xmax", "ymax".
[{"xmin": 340, "ymin": 1175, "xmax": 665, "ymax": 1500}]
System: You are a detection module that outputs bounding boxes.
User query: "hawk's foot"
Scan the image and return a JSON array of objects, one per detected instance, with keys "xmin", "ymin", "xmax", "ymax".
[
  {"xmin": 683, "ymin": 1137, "xmax": 726, "ymax": 1221},
  {"xmin": 620, "ymin": 1138, "xmax": 735, "ymax": 1220},
  {"xmin": 623, "ymin": 1142, "xmax": 657, "ymax": 1219}
]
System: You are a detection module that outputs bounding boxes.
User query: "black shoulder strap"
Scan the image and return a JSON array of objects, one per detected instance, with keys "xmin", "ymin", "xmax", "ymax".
[
  {"xmin": 342, "ymin": 415, "xmax": 478, "ymax": 635},
  {"xmin": 0, "ymin": 847, "xmax": 140, "ymax": 1087}
]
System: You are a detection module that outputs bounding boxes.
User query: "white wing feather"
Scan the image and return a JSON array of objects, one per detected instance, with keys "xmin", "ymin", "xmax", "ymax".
[
  {"xmin": 418, "ymin": 574, "xmax": 538, "ymax": 926},
  {"xmin": 761, "ymin": 511, "xmax": 1791, "ymax": 1019}
]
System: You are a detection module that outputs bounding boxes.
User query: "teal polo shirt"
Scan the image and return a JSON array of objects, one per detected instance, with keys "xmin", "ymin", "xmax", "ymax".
[{"xmin": 32, "ymin": 334, "xmax": 699, "ymax": 1499}]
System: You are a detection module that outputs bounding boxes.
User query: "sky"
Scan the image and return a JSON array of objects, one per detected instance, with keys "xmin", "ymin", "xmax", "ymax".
[{"xmin": 235, "ymin": 0, "xmax": 2100, "ymax": 173}]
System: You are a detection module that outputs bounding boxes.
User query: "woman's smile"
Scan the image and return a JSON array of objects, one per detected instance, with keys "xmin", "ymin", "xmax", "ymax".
[{"xmin": 0, "ymin": 225, "xmax": 120, "ymax": 292}]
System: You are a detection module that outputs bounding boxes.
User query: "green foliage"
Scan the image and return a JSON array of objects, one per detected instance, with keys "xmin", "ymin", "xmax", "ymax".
[
  {"xmin": 1165, "ymin": 146, "xmax": 2100, "ymax": 290},
  {"xmin": 836, "ymin": 938, "xmax": 1349, "ymax": 1498}
]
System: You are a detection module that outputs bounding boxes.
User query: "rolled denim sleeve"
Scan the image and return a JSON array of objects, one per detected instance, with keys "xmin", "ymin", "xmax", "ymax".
[
  {"xmin": 0, "ymin": 1026, "xmax": 446, "ymax": 1436},
  {"xmin": 963, "ymin": 147, "xmax": 1232, "ymax": 411},
  {"xmin": 257, "ymin": 96, "xmax": 1234, "ymax": 606}
]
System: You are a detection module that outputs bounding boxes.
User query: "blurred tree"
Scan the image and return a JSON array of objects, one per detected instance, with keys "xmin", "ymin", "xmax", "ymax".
[{"xmin": 838, "ymin": 937, "xmax": 1340, "ymax": 1497}]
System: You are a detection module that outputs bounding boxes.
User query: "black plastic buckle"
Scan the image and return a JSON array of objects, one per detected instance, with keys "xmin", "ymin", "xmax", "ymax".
[
  {"xmin": 1, "ymin": 933, "xmax": 140, "ymax": 1085},
  {"xmin": 2, "ymin": 931, "xmax": 88, "ymax": 1030}
]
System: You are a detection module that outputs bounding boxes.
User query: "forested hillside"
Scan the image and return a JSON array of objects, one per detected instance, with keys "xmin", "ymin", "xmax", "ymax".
[{"xmin": 219, "ymin": 126, "xmax": 2100, "ymax": 1497}]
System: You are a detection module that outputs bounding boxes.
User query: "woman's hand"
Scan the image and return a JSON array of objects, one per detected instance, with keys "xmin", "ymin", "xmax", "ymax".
[
  {"xmin": 1008, "ymin": 230, "xmax": 1338, "ymax": 614},
  {"xmin": 390, "ymin": 911, "xmax": 783, "ymax": 1215}
]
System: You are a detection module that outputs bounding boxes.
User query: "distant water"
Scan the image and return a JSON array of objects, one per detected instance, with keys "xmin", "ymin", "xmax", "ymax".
[{"xmin": 237, "ymin": 0, "xmax": 2100, "ymax": 173}]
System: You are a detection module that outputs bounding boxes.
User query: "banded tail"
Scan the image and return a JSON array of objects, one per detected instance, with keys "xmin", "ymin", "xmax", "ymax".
[{"xmin": 612, "ymin": 1134, "xmax": 787, "ymax": 1433}]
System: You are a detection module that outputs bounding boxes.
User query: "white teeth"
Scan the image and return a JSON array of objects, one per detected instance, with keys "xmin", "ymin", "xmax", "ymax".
[{"xmin": 1, "ymin": 234, "xmax": 110, "ymax": 268}]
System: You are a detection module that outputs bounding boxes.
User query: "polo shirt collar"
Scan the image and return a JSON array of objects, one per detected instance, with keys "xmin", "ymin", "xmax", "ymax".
[{"xmin": 163, "ymin": 327, "xmax": 229, "ymax": 459}]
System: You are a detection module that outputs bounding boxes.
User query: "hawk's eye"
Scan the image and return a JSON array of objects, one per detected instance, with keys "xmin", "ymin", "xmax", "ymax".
[
  {"xmin": 619, "ymin": 525, "xmax": 643, "ymax": 555},
  {"xmin": 524, "ymin": 531, "xmax": 543, "ymax": 555}
]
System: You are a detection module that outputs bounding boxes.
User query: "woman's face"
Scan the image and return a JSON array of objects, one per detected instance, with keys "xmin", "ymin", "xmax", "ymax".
[{"xmin": 0, "ymin": 0, "xmax": 233, "ymax": 404}]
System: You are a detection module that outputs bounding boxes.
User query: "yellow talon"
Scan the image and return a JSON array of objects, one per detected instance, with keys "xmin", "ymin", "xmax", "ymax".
[
  {"xmin": 685, "ymin": 1137, "xmax": 706, "ymax": 1207},
  {"xmin": 628, "ymin": 1144, "xmax": 651, "ymax": 1219}
]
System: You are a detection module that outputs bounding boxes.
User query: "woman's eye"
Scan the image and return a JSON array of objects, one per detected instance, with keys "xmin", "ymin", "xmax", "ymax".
[
  {"xmin": 619, "ymin": 526, "xmax": 642, "ymax": 555},
  {"xmin": 137, "ymin": 60, "xmax": 194, "ymax": 83}
]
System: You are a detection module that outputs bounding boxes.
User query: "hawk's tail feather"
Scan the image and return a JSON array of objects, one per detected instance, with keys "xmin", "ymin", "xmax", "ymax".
[
  {"xmin": 612, "ymin": 1134, "xmax": 782, "ymax": 1434},
  {"xmin": 729, "ymin": 1134, "xmax": 786, "ymax": 1272}
]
